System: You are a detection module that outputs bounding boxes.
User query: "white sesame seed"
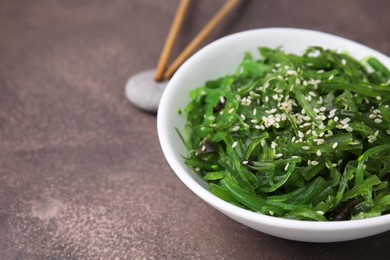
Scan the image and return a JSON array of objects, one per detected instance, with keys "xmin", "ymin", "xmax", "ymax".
[
  {"xmin": 376, "ymin": 96, "xmax": 382, "ymax": 100},
  {"xmin": 315, "ymin": 139, "xmax": 325, "ymax": 145},
  {"xmin": 345, "ymin": 127, "xmax": 354, "ymax": 132},
  {"xmin": 292, "ymin": 156, "xmax": 300, "ymax": 159},
  {"xmin": 374, "ymin": 118, "xmax": 383, "ymax": 123},
  {"xmin": 340, "ymin": 118, "xmax": 351, "ymax": 125},
  {"xmin": 243, "ymin": 160, "xmax": 248, "ymax": 165},
  {"xmin": 232, "ymin": 141, "xmax": 238, "ymax": 148},
  {"xmin": 271, "ymin": 142, "xmax": 278, "ymax": 149},
  {"xmin": 291, "ymin": 136, "xmax": 296, "ymax": 142},
  {"xmin": 328, "ymin": 75, "xmax": 334, "ymax": 80},
  {"xmin": 228, "ymin": 108, "xmax": 235, "ymax": 114},
  {"xmin": 298, "ymin": 131, "xmax": 304, "ymax": 139},
  {"xmin": 329, "ymin": 108, "xmax": 337, "ymax": 115},
  {"xmin": 303, "ymin": 116, "xmax": 311, "ymax": 121},
  {"xmin": 309, "ymin": 91, "xmax": 317, "ymax": 97},
  {"xmin": 232, "ymin": 126, "xmax": 240, "ymax": 131},
  {"xmin": 253, "ymin": 108, "xmax": 257, "ymax": 115},
  {"xmin": 316, "ymin": 150, "xmax": 322, "ymax": 156},
  {"xmin": 334, "ymin": 116, "xmax": 339, "ymax": 122},
  {"xmin": 261, "ymin": 140, "xmax": 266, "ymax": 147},
  {"xmin": 319, "ymin": 106, "xmax": 327, "ymax": 112},
  {"xmin": 317, "ymin": 70, "xmax": 324, "ymax": 74},
  {"xmin": 332, "ymin": 142, "xmax": 338, "ymax": 149},
  {"xmin": 284, "ymin": 163, "xmax": 290, "ymax": 171},
  {"xmin": 208, "ymin": 116, "xmax": 216, "ymax": 121},
  {"xmin": 265, "ymin": 96, "xmax": 269, "ymax": 102},
  {"xmin": 302, "ymin": 146, "xmax": 310, "ymax": 150},
  {"xmin": 251, "ymin": 119, "xmax": 259, "ymax": 123},
  {"xmin": 306, "ymin": 129, "xmax": 312, "ymax": 135},
  {"xmin": 342, "ymin": 59, "xmax": 347, "ymax": 65},
  {"xmin": 312, "ymin": 130, "xmax": 318, "ymax": 136},
  {"xmin": 319, "ymin": 125, "xmax": 326, "ymax": 130},
  {"xmin": 311, "ymin": 160, "xmax": 319, "ymax": 166},
  {"xmin": 275, "ymin": 153, "xmax": 283, "ymax": 158}
]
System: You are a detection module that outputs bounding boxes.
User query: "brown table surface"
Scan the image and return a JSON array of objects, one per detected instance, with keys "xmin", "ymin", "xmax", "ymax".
[{"xmin": 1, "ymin": 0, "xmax": 390, "ymax": 259}]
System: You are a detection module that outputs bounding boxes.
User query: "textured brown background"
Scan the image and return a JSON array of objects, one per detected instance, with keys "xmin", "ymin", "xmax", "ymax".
[{"xmin": 1, "ymin": 0, "xmax": 390, "ymax": 259}]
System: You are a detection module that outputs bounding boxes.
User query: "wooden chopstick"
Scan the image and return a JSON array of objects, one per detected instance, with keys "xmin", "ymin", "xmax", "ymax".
[
  {"xmin": 154, "ymin": 0, "xmax": 191, "ymax": 82},
  {"xmin": 163, "ymin": 0, "xmax": 241, "ymax": 80}
]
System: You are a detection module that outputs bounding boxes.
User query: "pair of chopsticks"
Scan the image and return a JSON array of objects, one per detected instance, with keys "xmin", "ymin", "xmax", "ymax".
[{"xmin": 154, "ymin": 0, "xmax": 241, "ymax": 82}]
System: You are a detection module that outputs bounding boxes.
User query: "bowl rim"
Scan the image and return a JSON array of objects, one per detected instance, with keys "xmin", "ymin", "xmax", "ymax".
[{"xmin": 157, "ymin": 27, "xmax": 390, "ymax": 233}]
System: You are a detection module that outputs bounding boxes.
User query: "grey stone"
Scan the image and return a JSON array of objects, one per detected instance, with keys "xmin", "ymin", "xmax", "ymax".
[{"xmin": 125, "ymin": 69, "xmax": 168, "ymax": 113}]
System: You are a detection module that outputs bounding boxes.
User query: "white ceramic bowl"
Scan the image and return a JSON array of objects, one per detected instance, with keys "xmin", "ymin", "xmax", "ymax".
[{"xmin": 157, "ymin": 28, "xmax": 390, "ymax": 242}]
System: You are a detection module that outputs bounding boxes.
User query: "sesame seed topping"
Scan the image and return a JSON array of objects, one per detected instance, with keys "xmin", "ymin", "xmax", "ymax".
[
  {"xmin": 374, "ymin": 118, "xmax": 383, "ymax": 123},
  {"xmin": 311, "ymin": 160, "xmax": 319, "ymax": 166},
  {"xmin": 316, "ymin": 150, "xmax": 322, "ymax": 156},
  {"xmin": 232, "ymin": 126, "xmax": 240, "ymax": 131},
  {"xmin": 302, "ymin": 146, "xmax": 310, "ymax": 150},
  {"xmin": 332, "ymin": 142, "xmax": 338, "ymax": 149},
  {"xmin": 275, "ymin": 153, "xmax": 283, "ymax": 158},
  {"xmin": 232, "ymin": 141, "xmax": 238, "ymax": 148},
  {"xmin": 284, "ymin": 163, "xmax": 290, "ymax": 171}
]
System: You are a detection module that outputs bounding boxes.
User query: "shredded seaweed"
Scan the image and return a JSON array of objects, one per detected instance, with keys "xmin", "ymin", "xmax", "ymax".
[{"xmin": 181, "ymin": 46, "xmax": 390, "ymax": 221}]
